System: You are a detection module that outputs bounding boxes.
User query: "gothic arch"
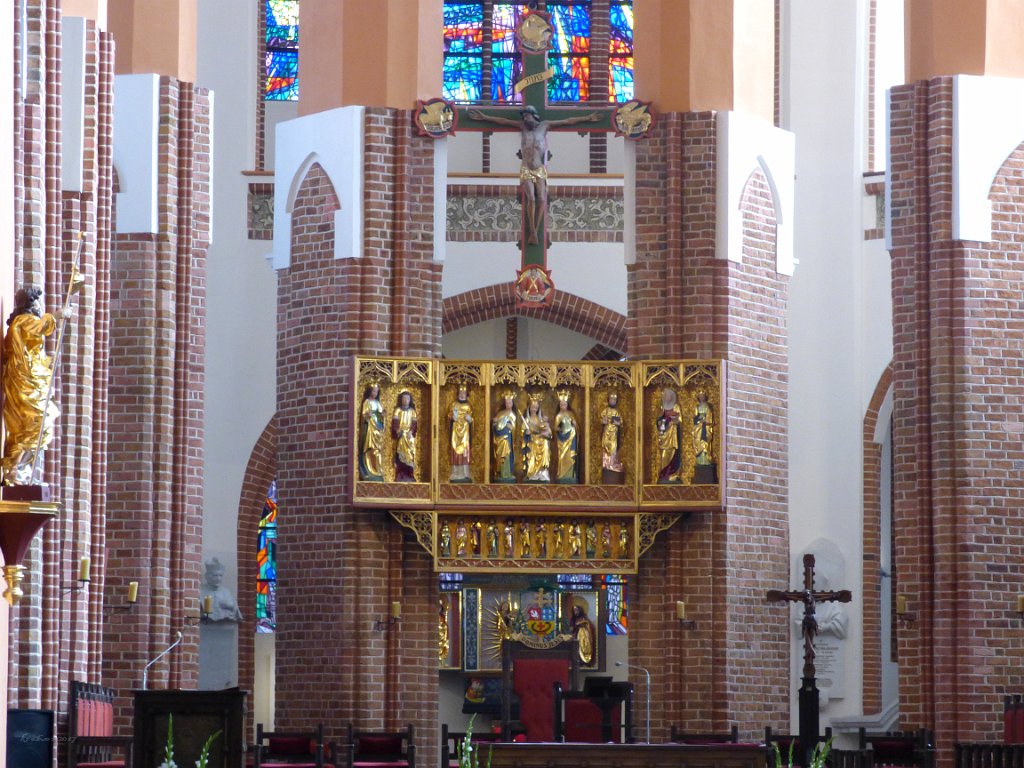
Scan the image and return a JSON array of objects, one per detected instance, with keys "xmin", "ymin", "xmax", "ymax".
[
  {"xmin": 861, "ymin": 363, "xmax": 893, "ymax": 714},
  {"xmin": 442, "ymin": 283, "xmax": 628, "ymax": 353},
  {"xmin": 236, "ymin": 415, "xmax": 278, "ymax": 737}
]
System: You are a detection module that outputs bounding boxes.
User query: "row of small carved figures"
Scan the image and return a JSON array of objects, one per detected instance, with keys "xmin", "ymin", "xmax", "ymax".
[{"xmin": 439, "ymin": 518, "xmax": 630, "ymax": 560}]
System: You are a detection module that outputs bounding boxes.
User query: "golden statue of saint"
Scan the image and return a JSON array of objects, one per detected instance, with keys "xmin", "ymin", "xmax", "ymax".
[
  {"xmin": 693, "ymin": 390, "xmax": 715, "ymax": 465},
  {"xmin": 358, "ymin": 382, "xmax": 385, "ymax": 481},
  {"xmin": 553, "ymin": 390, "xmax": 579, "ymax": 484},
  {"xmin": 449, "ymin": 385, "xmax": 473, "ymax": 482},
  {"xmin": 522, "ymin": 393, "xmax": 552, "ymax": 482},
  {"xmin": 599, "ymin": 392, "xmax": 625, "ymax": 484},
  {"xmin": 438, "ymin": 598, "xmax": 450, "ymax": 664},
  {"xmin": 570, "ymin": 598, "xmax": 596, "ymax": 666},
  {"xmin": 2, "ymin": 288, "xmax": 65, "ymax": 485},
  {"xmin": 391, "ymin": 390, "xmax": 418, "ymax": 482},
  {"xmin": 491, "ymin": 391, "xmax": 517, "ymax": 483},
  {"xmin": 656, "ymin": 388, "xmax": 683, "ymax": 484}
]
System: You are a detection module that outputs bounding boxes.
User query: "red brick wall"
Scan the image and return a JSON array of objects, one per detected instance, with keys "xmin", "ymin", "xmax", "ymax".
[
  {"xmin": 630, "ymin": 114, "xmax": 790, "ymax": 738},
  {"xmin": 890, "ymin": 76, "xmax": 1024, "ymax": 759},
  {"xmin": 274, "ymin": 108, "xmax": 441, "ymax": 749},
  {"xmin": 102, "ymin": 78, "xmax": 211, "ymax": 730},
  {"xmin": 861, "ymin": 365, "xmax": 892, "ymax": 715}
]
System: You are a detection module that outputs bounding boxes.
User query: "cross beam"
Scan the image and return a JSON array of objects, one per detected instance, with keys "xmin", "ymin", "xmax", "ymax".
[{"xmin": 767, "ymin": 553, "xmax": 852, "ymax": 767}]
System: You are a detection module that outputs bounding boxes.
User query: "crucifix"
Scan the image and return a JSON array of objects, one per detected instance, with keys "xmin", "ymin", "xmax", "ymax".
[
  {"xmin": 767, "ymin": 553, "xmax": 852, "ymax": 767},
  {"xmin": 453, "ymin": 5, "xmax": 640, "ymax": 308}
]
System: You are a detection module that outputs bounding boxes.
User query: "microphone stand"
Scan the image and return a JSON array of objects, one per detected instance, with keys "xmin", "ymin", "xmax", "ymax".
[
  {"xmin": 142, "ymin": 631, "xmax": 183, "ymax": 690},
  {"xmin": 615, "ymin": 661, "xmax": 651, "ymax": 743}
]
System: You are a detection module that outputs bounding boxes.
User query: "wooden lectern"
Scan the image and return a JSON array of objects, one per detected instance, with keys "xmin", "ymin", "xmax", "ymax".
[{"xmin": 133, "ymin": 688, "xmax": 247, "ymax": 768}]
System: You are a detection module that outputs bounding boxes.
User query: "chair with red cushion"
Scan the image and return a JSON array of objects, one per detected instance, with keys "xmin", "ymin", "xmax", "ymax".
[
  {"xmin": 859, "ymin": 728, "xmax": 935, "ymax": 768},
  {"xmin": 501, "ymin": 637, "xmax": 579, "ymax": 742},
  {"xmin": 68, "ymin": 681, "xmax": 133, "ymax": 768},
  {"xmin": 346, "ymin": 723, "xmax": 415, "ymax": 768},
  {"xmin": 254, "ymin": 722, "xmax": 335, "ymax": 768}
]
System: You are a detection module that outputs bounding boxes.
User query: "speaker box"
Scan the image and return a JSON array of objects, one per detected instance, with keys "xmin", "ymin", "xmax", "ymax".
[{"xmin": 6, "ymin": 709, "xmax": 54, "ymax": 768}]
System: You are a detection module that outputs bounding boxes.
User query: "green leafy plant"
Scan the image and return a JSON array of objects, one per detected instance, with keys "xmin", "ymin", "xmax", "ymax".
[
  {"xmin": 158, "ymin": 715, "xmax": 178, "ymax": 768},
  {"xmin": 457, "ymin": 715, "xmax": 493, "ymax": 768},
  {"xmin": 772, "ymin": 737, "xmax": 832, "ymax": 768},
  {"xmin": 195, "ymin": 729, "xmax": 223, "ymax": 768}
]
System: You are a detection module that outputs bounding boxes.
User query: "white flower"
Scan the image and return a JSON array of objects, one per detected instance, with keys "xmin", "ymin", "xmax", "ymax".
[{"xmin": 157, "ymin": 761, "xmax": 177, "ymax": 768}]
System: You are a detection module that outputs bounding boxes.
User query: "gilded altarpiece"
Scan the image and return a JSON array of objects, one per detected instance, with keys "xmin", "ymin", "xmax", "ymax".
[{"xmin": 354, "ymin": 357, "xmax": 724, "ymax": 577}]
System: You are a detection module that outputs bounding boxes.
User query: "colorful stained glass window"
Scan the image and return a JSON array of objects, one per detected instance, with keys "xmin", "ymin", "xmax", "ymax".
[
  {"xmin": 442, "ymin": 1, "xmax": 633, "ymax": 104},
  {"xmin": 265, "ymin": 0, "xmax": 299, "ymax": 101},
  {"xmin": 604, "ymin": 575, "xmax": 627, "ymax": 635},
  {"xmin": 256, "ymin": 480, "xmax": 278, "ymax": 632},
  {"xmin": 547, "ymin": 1, "xmax": 591, "ymax": 102},
  {"xmin": 608, "ymin": 1, "xmax": 634, "ymax": 102}
]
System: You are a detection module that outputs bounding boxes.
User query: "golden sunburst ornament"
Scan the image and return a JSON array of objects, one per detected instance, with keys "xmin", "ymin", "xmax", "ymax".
[{"xmin": 487, "ymin": 595, "xmax": 519, "ymax": 660}]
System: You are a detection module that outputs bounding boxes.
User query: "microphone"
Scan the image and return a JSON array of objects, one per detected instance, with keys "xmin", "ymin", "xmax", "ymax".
[
  {"xmin": 615, "ymin": 661, "xmax": 651, "ymax": 744},
  {"xmin": 142, "ymin": 631, "xmax": 183, "ymax": 690}
]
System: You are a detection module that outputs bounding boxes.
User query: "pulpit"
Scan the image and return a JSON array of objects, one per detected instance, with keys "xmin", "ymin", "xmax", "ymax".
[{"xmin": 132, "ymin": 688, "xmax": 247, "ymax": 768}]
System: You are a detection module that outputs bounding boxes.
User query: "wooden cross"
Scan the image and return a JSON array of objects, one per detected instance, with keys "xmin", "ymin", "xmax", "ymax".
[
  {"xmin": 454, "ymin": 7, "xmax": 623, "ymax": 308},
  {"xmin": 767, "ymin": 554, "xmax": 852, "ymax": 767}
]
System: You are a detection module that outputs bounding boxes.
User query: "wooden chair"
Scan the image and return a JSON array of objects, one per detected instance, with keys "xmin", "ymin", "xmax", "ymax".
[
  {"xmin": 858, "ymin": 728, "xmax": 935, "ymax": 768},
  {"xmin": 254, "ymin": 722, "xmax": 335, "ymax": 768},
  {"xmin": 670, "ymin": 724, "xmax": 739, "ymax": 744},
  {"xmin": 346, "ymin": 723, "xmax": 415, "ymax": 768},
  {"xmin": 68, "ymin": 681, "xmax": 133, "ymax": 768},
  {"xmin": 440, "ymin": 724, "xmax": 502, "ymax": 768},
  {"xmin": 501, "ymin": 637, "xmax": 579, "ymax": 742}
]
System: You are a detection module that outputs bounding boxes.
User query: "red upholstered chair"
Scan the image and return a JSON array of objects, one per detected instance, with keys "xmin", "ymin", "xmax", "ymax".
[
  {"xmin": 858, "ymin": 728, "xmax": 935, "ymax": 768},
  {"xmin": 68, "ymin": 681, "xmax": 133, "ymax": 768},
  {"xmin": 501, "ymin": 637, "xmax": 579, "ymax": 742},
  {"xmin": 254, "ymin": 722, "xmax": 335, "ymax": 768},
  {"xmin": 346, "ymin": 723, "xmax": 416, "ymax": 768}
]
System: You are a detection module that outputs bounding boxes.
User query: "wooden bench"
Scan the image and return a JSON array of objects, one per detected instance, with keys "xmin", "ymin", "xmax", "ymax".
[
  {"xmin": 68, "ymin": 681, "xmax": 133, "ymax": 768},
  {"xmin": 346, "ymin": 724, "xmax": 416, "ymax": 768},
  {"xmin": 671, "ymin": 725, "xmax": 740, "ymax": 744},
  {"xmin": 858, "ymin": 728, "xmax": 935, "ymax": 768},
  {"xmin": 253, "ymin": 722, "xmax": 336, "ymax": 768}
]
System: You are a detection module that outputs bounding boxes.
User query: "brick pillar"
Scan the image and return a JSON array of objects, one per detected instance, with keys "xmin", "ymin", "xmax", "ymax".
[
  {"xmin": 629, "ymin": 111, "xmax": 791, "ymax": 738},
  {"xmin": 103, "ymin": 77, "xmax": 210, "ymax": 729},
  {"xmin": 888, "ymin": 74, "xmax": 1024, "ymax": 759},
  {"xmin": 274, "ymin": 109, "xmax": 441, "ymax": 751}
]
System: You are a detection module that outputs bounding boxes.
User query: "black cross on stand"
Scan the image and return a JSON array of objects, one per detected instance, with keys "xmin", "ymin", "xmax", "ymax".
[
  {"xmin": 454, "ymin": 6, "xmax": 622, "ymax": 308},
  {"xmin": 767, "ymin": 554, "xmax": 852, "ymax": 767}
]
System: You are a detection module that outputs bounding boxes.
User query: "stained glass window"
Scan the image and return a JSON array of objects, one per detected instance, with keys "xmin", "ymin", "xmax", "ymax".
[
  {"xmin": 442, "ymin": 0, "xmax": 633, "ymax": 104},
  {"xmin": 265, "ymin": 0, "xmax": 299, "ymax": 101},
  {"xmin": 604, "ymin": 575, "xmax": 627, "ymax": 635},
  {"xmin": 256, "ymin": 480, "xmax": 278, "ymax": 632}
]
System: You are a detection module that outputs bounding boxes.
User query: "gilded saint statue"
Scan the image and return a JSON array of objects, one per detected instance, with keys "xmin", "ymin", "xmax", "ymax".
[
  {"xmin": 656, "ymin": 387, "xmax": 683, "ymax": 484},
  {"xmin": 358, "ymin": 382, "xmax": 385, "ymax": 481},
  {"xmin": 449, "ymin": 385, "xmax": 473, "ymax": 483},
  {"xmin": 692, "ymin": 389, "xmax": 718, "ymax": 484},
  {"xmin": 570, "ymin": 597, "xmax": 596, "ymax": 666},
  {"xmin": 599, "ymin": 392, "xmax": 625, "ymax": 484},
  {"xmin": 522, "ymin": 393, "xmax": 552, "ymax": 482},
  {"xmin": 553, "ymin": 390, "xmax": 579, "ymax": 484},
  {"xmin": 491, "ymin": 391, "xmax": 517, "ymax": 483},
  {"xmin": 391, "ymin": 390, "xmax": 418, "ymax": 482},
  {"xmin": 2, "ymin": 287, "xmax": 70, "ymax": 486}
]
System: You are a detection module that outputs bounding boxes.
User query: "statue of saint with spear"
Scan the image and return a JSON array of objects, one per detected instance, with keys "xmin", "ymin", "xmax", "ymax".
[{"xmin": 1, "ymin": 234, "xmax": 85, "ymax": 487}]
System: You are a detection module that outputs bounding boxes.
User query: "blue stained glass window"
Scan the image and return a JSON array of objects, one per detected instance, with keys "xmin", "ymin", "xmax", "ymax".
[
  {"xmin": 491, "ymin": 3, "xmax": 526, "ymax": 102},
  {"xmin": 609, "ymin": 2, "xmax": 635, "ymax": 101},
  {"xmin": 265, "ymin": 0, "xmax": 299, "ymax": 101},
  {"xmin": 256, "ymin": 480, "xmax": 278, "ymax": 632},
  {"xmin": 603, "ymin": 575, "xmax": 627, "ymax": 635},
  {"xmin": 547, "ymin": 1, "xmax": 591, "ymax": 102},
  {"xmin": 444, "ymin": 2, "xmax": 485, "ymax": 101}
]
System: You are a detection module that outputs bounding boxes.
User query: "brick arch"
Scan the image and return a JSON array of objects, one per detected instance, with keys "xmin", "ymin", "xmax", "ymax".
[
  {"xmin": 861, "ymin": 363, "xmax": 893, "ymax": 715},
  {"xmin": 235, "ymin": 415, "xmax": 278, "ymax": 738},
  {"xmin": 442, "ymin": 283, "xmax": 628, "ymax": 352}
]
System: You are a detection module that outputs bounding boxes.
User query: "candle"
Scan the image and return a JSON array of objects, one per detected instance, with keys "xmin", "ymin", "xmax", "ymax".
[
  {"xmin": 676, "ymin": 600, "xmax": 686, "ymax": 621},
  {"xmin": 203, "ymin": 595, "xmax": 214, "ymax": 615},
  {"xmin": 391, "ymin": 601, "xmax": 402, "ymax": 619},
  {"xmin": 127, "ymin": 581, "xmax": 139, "ymax": 604},
  {"xmin": 1017, "ymin": 595, "xmax": 1024, "ymax": 614},
  {"xmin": 896, "ymin": 595, "xmax": 907, "ymax": 615},
  {"xmin": 78, "ymin": 556, "xmax": 91, "ymax": 582}
]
